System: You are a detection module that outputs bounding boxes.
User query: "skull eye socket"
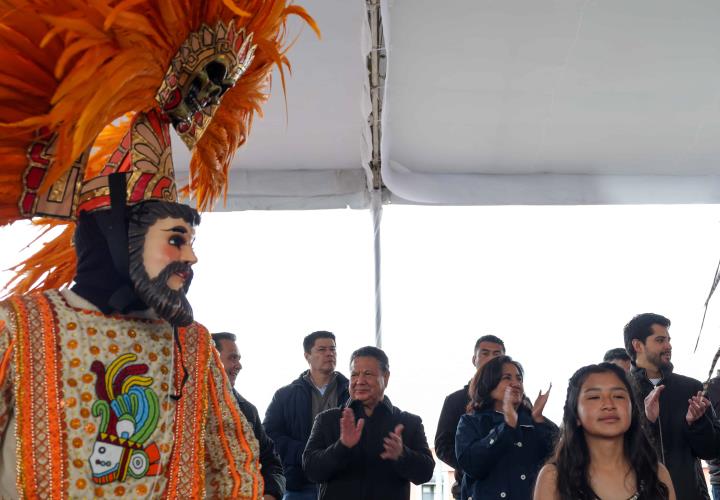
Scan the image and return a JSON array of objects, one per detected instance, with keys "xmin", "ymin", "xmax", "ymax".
[
  {"xmin": 186, "ymin": 61, "xmax": 230, "ymax": 109},
  {"xmin": 205, "ymin": 61, "xmax": 228, "ymax": 86},
  {"xmin": 205, "ymin": 61, "xmax": 231, "ymax": 103},
  {"xmin": 163, "ymin": 54, "xmax": 239, "ymax": 139}
]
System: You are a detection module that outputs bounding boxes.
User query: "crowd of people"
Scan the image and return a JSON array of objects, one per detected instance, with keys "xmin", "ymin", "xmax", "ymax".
[
  {"xmin": 2, "ymin": 0, "xmax": 718, "ymax": 498},
  {"xmin": 213, "ymin": 313, "xmax": 720, "ymax": 500}
]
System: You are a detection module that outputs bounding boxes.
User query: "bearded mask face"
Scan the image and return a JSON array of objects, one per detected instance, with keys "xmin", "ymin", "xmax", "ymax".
[{"xmin": 128, "ymin": 203, "xmax": 200, "ymax": 327}]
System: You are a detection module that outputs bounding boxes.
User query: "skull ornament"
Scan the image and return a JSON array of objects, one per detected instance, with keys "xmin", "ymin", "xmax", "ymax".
[
  {"xmin": 166, "ymin": 55, "xmax": 237, "ymax": 133},
  {"xmin": 156, "ymin": 21, "xmax": 256, "ymax": 149}
]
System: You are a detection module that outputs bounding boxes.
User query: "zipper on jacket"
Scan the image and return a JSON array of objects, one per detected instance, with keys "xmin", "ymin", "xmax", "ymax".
[{"xmin": 652, "ymin": 380, "xmax": 666, "ymax": 464}]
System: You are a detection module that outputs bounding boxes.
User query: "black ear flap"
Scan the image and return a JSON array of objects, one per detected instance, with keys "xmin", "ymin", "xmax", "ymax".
[
  {"xmin": 105, "ymin": 172, "xmax": 140, "ymax": 313},
  {"xmin": 106, "ymin": 172, "xmax": 129, "ymax": 277}
]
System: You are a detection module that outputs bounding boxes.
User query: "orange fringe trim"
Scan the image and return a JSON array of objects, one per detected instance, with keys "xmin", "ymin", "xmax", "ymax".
[
  {"xmin": 0, "ymin": 337, "xmax": 14, "ymax": 389},
  {"xmin": 11, "ymin": 293, "xmax": 67, "ymax": 498},
  {"xmin": 166, "ymin": 324, "xmax": 209, "ymax": 498},
  {"xmin": 207, "ymin": 363, "xmax": 244, "ymax": 496}
]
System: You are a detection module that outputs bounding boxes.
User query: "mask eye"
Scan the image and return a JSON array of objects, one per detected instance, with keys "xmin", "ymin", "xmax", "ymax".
[{"xmin": 168, "ymin": 235, "xmax": 185, "ymax": 247}]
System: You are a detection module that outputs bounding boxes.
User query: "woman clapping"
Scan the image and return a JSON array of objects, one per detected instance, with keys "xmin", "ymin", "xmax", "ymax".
[{"xmin": 455, "ymin": 355, "xmax": 557, "ymax": 500}]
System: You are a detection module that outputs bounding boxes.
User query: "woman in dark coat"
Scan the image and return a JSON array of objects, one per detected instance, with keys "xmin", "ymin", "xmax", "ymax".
[{"xmin": 455, "ymin": 355, "xmax": 557, "ymax": 500}]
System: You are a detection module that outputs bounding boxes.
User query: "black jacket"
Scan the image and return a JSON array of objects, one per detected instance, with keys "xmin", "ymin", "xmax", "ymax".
[
  {"xmin": 434, "ymin": 385, "xmax": 469, "ymax": 498},
  {"xmin": 707, "ymin": 376, "xmax": 720, "ymax": 484},
  {"xmin": 263, "ymin": 371, "xmax": 350, "ymax": 491},
  {"xmin": 302, "ymin": 397, "xmax": 435, "ymax": 500},
  {"xmin": 233, "ymin": 390, "xmax": 285, "ymax": 498},
  {"xmin": 455, "ymin": 406, "xmax": 557, "ymax": 500},
  {"xmin": 629, "ymin": 364, "xmax": 720, "ymax": 500}
]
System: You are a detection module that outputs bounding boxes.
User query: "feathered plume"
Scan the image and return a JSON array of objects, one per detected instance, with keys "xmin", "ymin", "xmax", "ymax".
[{"xmin": 0, "ymin": 0, "xmax": 318, "ymax": 295}]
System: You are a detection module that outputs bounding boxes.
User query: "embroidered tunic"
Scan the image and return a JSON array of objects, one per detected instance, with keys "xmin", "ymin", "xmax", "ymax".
[{"xmin": 0, "ymin": 290, "xmax": 262, "ymax": 499}]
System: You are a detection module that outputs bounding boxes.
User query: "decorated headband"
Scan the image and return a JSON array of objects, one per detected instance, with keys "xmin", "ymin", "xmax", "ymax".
[{"xmin": 20, "ymin": 110, "xmax": 176, "ymax": 220}]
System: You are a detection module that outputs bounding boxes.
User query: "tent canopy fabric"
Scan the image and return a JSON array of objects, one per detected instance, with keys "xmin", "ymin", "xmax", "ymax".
[{"xmin": 173, "ymin": 0, "xmax": 720, "ymax": 210}]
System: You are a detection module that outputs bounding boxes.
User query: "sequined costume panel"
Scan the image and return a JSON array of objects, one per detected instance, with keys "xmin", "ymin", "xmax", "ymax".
[
  {"xmin": 0, "ymin": 304, "xmax": 18, "ymax": 499},
  {"xmin": 0, "ymin": 306, "xmax": 14, "ymax": 439},
  {"xmin": 204, "ymin": 345, "xmax": 263, "ymax": 498},
  {"xmin": 1, "ymin": 290, "xmax": 262, "ymax": 499},
  {"xmin": 12, "ymin": 290, "xmax": 178, "ymax": 498}
]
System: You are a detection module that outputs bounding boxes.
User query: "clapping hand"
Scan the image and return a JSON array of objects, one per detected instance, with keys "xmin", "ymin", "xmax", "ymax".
[
  {"xmin": 644, "ymin": 385, "xmax": 665, "ymax": 423},
  {"xmin": 380, "ymin": 424, "xmax": 404, "ymax": 461},
  {"xmin": 532, "ymin": 383, "xmax": 552, "ymax": 423},
  {"xmin": 502, "ymin": 386, "xmax": 519, "ymax": 428},
  {"xmin": 686, "ymin": 391, "xmax": 711, "ymax": 425},
  {"xmin": 339, "ymin": 408, "xmax": 364, "ymax": 448}
]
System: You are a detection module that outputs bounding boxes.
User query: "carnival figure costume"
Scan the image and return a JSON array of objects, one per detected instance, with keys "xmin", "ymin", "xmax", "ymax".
[{"xmin": 0, "ymin": 0, "xmax": 316, "ymax": 498}]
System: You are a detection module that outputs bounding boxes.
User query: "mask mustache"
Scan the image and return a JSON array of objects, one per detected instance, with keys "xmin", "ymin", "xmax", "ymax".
[{"xmin": 157, "ymin": 261, "xmax": 194, "ymax": 292}]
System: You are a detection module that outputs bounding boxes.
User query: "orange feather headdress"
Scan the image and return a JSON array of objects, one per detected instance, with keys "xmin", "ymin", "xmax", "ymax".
[{"xmin": 0, "ymin": 0, "xmax": 318, "ymax": 295}]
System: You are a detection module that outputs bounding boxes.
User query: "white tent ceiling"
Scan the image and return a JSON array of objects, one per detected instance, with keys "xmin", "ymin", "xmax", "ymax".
[{"xmin": 174, "ymin": 0, "xmax": 720, "ymax": 210}]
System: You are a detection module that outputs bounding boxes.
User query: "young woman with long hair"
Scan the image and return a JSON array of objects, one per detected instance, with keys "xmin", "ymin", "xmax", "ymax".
[
  {"xmin": 534, "ymin": 363, "xmax": 675, "ymax": 500},
  {"xmin": 455, "ymin": 355, "xmax": 557, "ymax": 500}
]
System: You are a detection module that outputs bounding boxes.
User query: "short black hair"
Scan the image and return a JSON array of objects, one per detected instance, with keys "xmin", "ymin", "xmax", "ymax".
[
  {"xmin": 303, "ymin": 331, "xmax": 336, "ymax": 353},
  {"xmin": 603, "ymin": 347, "xmax": 631, "ymax": 363},
  {"xmin": 623, "ymin": 313, "xmax": 671, "ymax": 361},
  {"xmin": 474, "ymin": 335, "xmax": 505, "ymax": 353},
  {"xmin": 350, "ymin": 346, "xmax": 390, "ymax": 374},
  {"xmin": 211, "ymin": 332, "xmax": 236, "ymax": 352}
]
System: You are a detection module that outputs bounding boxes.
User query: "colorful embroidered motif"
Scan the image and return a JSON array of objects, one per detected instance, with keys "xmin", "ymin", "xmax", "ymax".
[
  {"xmin": 88, "ymin": 353, "xmax": 162, "ymax": 484},
  {"xmin": 1, "ymin": 291, "xmax": 262, "ymax": 498}
]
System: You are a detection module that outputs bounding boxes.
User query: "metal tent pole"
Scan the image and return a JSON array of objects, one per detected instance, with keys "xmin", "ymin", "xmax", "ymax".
[
  {"xmin": 371, "ymin": 189, "xmax": 383, "ymax": 348},
  {"xmin": 366, "ymin": 0, "xmax": 386, "ymax": 347}
]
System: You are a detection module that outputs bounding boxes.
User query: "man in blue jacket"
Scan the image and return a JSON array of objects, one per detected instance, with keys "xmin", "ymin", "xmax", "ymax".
[{"xmin": 264, "ymin": 331, "xmax": 349, "ymax": 499}]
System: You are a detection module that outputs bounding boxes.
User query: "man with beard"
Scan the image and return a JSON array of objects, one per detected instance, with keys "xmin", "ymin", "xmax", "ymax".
[
  {"xmin": 212, "ymin": 332, "xmax": 286, "ymax": 500},
  {"xmin": 0, "ymin": 196, "xmax": 268, "ymax": 498},
  {"xmin": 625, "ymin": 313, "xmax": 720, "ymax": 500},
  {"xmin": 0, "ymin": 0, "xmax": 316, "ymax": 496}
]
